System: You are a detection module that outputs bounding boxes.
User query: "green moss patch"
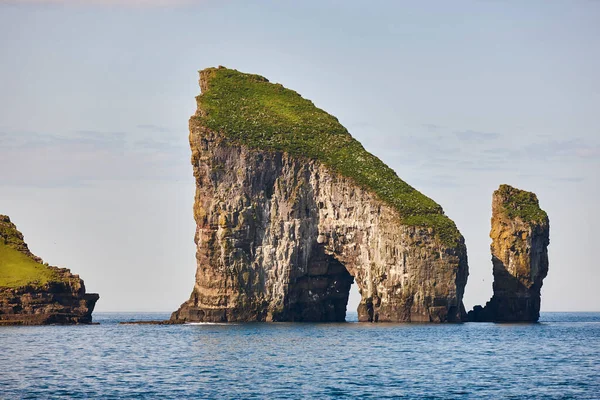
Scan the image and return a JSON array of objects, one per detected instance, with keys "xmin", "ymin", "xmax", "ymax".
[
  {"xmin": 0, "ymin": 243, "xmax": 61, "ymax": 288},
  {"xmin": 192, "ymin": 67, "xmax": 461, "ymax": 246},
  {"xmin": 496, "ymin": 184, "xmax": 548, "ymax": 223}
]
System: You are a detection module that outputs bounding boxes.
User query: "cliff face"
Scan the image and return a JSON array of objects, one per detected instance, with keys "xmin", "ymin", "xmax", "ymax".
[
  {"xmin": 468, "ymin": 185, "xmax": 549, "ymax": 322},
  {"xmin": 171, "ymin": 67, "xmax": 468, "ymax": 323},
  {"xmin": 0, "ymin": 215, "xmax": 99, "ymax": 325}
]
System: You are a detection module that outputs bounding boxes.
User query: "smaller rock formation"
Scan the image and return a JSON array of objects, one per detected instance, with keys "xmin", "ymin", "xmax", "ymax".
[
  {"xmin": 0, "ymin": 215, "xmax": 99, "ymax": 325},
  {"xmin": 468, "ymin": 185, "xmax": 549, "ymax": 322}
]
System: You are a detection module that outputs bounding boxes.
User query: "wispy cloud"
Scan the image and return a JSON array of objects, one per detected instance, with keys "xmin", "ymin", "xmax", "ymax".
[
  {"xmin": 422, "ymin": 123, "xmax": 443, "ymax": 132},
  {"xmin": 136, "ymin": 124, "xmax": 172, "ymax": 133},
  {"xmin": 485, "ymin": 139, "xmax": 600, "ymax": 162},
  {"xmin": 0, "ymin": 130, "xmax": 127, "ymax": 150},
  {"xmin": 0, "ymin": 127, "xmax": 189, "ymax": 187},
  {"xmin": 526, "ymin": 139, "xmax": 600, "ymax": 160},
  {"xmin": 455, "ymin": 130, "xmax": 500, "ymax": 141},
  {"xmin": 554, "ymin": 177, "xmax": 585, "ymax": 183},
  {"xmin": 516, "ymin": 172, "xmax": 585, "ymax": 184},
  {"xmin": 360, "ymin": 122, "xmax": 600, "ymax": 186},
  {"xmin": 2, "ymin": 0, "xmax": 199, "ymax": 7}
]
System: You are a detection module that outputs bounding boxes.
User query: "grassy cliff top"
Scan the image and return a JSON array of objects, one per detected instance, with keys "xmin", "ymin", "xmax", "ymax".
[
  {"xmin": 0, "ymin": 243, "xmax": 62, "ymax": 288},
  {"xmin": 495, "ymin": 185, "xmax": 548, "ymax": 224},
  {"xmin": 0, "ymin": 215, "xmax": 63, "ymax": 288},
  {"xmin": 191, "ymin": 67, "xmax": 461, "ymax": 246}
]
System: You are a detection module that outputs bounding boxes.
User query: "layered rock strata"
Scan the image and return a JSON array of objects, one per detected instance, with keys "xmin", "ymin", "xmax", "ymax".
[
  {"xmin": 0, "ymin": 215, "xmax": 99, "ymax": 325},
  {"xmin": 468, "ymin": 185, "xmax": 549, "ymax": 322},
  {"xmin": 172, "ymin": 67, "xmax": 469, "ymax": 323}
]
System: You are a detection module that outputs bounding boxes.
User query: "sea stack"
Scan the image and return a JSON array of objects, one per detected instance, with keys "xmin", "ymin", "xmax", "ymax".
[
  {"xmin": 0, "ymin": 215, "xmax": 99, "ymax": 325},
  {"xmin": 171, "ymin": 67, "xmax": 469, "ymax": 323},
  {"xmin": 468, "ymin": 185, "xmax": 549, "ymax": 322}
]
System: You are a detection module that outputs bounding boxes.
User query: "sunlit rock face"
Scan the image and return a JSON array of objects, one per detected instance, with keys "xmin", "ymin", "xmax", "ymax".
[
  {"xmin": 468, "ymin": 185, "xmax": 549, "ymax": 323},
  {"xmin": 171, "ymin": 67, "xmax": 468, "ymax": 323}
]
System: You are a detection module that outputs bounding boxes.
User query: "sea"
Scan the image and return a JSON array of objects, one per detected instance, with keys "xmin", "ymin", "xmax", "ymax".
[{"xmin": 0, "ymin": 312, "xmax": 599, "ymax": 399}]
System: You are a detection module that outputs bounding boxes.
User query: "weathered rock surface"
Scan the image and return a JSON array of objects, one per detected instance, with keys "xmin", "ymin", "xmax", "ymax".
[
  {"xmin": 172, "ymin": 67, "xmax": 468, "ymax": 323},
  {"xmin": 0, "ymin": 215, "xmax": 99, "ymax": 325},
  {"xmin": 468, "ymin": 185, "xmax": 549, "ymax": 322}
]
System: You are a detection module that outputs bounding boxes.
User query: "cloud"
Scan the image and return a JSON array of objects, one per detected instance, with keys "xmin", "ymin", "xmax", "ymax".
[
  {"xmin": 455, "ymin": 130, "xmax": 500, "ymax": 141},
  {"xmin": 575, "ymin": 147, "xmax": 600, "ymax": 158},
  {"xmin": 554, "ymin": 177, "xmax": 585, "ymax": 183},
  {"xmin": 482, "ymin": 147, "xmax": 520, "ymax": 161},
  {"xmin": 0, "ymin": 129, "xmax": 127, "ymax": 150},
  {"xmin": 516, "ymin": 172, "xmax": 585, "ymax": 184},
  {"xmin": 317, "ymin": 122, "xmax": 598, "ymax": 187},
  {"xmin": 422, "ymin": 123, "xmax": 443, "ymax": 132},
  {"xmin": 481, "ymin": 136, "xmax": 600, "ymax": 163},
  {"xmin": 136, "ymin": 124, "xmax": 172, "ymax": 133},
  {"xmin": 526, "ymin": 139, "xmax": 600, "ymax": 160},
  {"xmin": 134, "ymin": 138, "xmax": 187, "ymax": 153},
  {"xmin": 0, "ymin": 128, "xmax": 189, "ymax": 187},
  {"xmin": 2, "ymin": 0, "xmax": 199, "ymax": 7}
]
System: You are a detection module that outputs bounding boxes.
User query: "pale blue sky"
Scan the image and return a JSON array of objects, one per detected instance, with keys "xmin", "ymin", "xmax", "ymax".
[{"xmin": 1, "ymin": 0, "xmax": 598, "ymax": 312}]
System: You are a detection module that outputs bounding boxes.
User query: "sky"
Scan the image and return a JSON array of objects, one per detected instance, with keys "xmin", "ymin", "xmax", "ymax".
[{"xmin": 0, "ymin": 0, "xmax": 598, "ymax": 312}]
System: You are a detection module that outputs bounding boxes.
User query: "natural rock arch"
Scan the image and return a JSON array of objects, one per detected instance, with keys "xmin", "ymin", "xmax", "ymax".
[
  {"xmin": 171, "ymin": 67, "xmax": 468, "ymax": 323},
  {"xmin": 171, "ymin": 132, "xmax": 468, "ymax": 323}
]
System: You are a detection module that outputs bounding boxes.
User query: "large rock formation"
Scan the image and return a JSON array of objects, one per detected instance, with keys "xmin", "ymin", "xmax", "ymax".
[
  {"xmin": 171, "ymin": 67, "xmax": 469, "ymax": 323},
  {"xmin": 0, "ymin": 215, "xmax": 99, "ymax": 325},
  {"xmin": 468, "ymin": 185, "xmax": 549, "ymax": 322}
]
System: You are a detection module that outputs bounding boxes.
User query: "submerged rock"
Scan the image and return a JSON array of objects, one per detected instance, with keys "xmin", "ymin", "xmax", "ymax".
[
  {"xmin": 171, "ymin": 67, "xmax": 469, "ymax": 323},
  {"xmin": 0, "ymin": 215, "xmax": 99, "ymax": 325},
  {"xmin": 468, "ymin": 185, "xmax": 549, "ymax": 322}
]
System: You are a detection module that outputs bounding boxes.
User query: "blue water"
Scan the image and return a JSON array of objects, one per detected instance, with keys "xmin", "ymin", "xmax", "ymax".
[{"xmin": 1, "ymin": 312, "xmax": 599, "ymax": 399}]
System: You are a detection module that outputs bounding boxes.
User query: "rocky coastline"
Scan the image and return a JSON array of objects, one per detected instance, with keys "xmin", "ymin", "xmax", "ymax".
[{"xmin": 0, "ymin": 215, "xmax": 99, "ymax": 325}]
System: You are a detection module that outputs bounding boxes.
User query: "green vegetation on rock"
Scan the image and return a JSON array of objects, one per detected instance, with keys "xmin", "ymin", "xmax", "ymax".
[
  {"xmin": 192, "ymin": 67, "xmax": 461, "ymax": 245},
  {"xmin": 0, "ymin": 243, "xmax": 61, "ymax": 288},
  {"xmin": 496, "ymin": 184, "xmax": 548, "ymax": 223},
  {"xmin": 0, "ymin": 215, "xmax": 64, "ymax": 288}
]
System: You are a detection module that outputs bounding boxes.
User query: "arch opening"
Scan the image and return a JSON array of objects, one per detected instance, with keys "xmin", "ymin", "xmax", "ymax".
[
  {"xmin": 346, "ymin": 281, "xmax": 361, "ymax": 322},
  {"xmin": 287, "ymin": 245, "xmax": 357, "ymax": 322}
]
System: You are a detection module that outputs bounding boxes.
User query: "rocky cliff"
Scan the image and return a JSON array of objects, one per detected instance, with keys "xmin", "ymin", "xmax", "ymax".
[
  {"xmin": 468, "ymin": 185, "xmax": 549, "ymax": 322},
  {"xmin": 171, "ymin": 67, "xmax": 469, "ymax": 323},
  {"xmin": 0, "ymin": 215, "xmax": 99, "ymax": 325}
]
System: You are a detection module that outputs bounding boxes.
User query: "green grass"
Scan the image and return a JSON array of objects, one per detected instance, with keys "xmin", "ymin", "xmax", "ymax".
[
  {"xmin": 0, "ymin": 243, "xmax": 62, "ymax": 288},
  {"xmin": 496, "ymin": 184, "xmax": 548, "ymax": 223},
  {"xmin": 193, "ymin": 67, "xmax": 462, "ymax": 246}
]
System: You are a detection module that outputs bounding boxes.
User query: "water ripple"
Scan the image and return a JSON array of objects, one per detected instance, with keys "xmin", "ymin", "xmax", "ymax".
[{"xmin": 0, "ymin": 312, "xmax": 599, "ymax": 399}]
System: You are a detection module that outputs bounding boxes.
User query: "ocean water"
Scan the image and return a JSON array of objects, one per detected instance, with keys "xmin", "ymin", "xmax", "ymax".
[{"xmin": 0, "ymin": 312, "xmax": 599, "ymax": 399}]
